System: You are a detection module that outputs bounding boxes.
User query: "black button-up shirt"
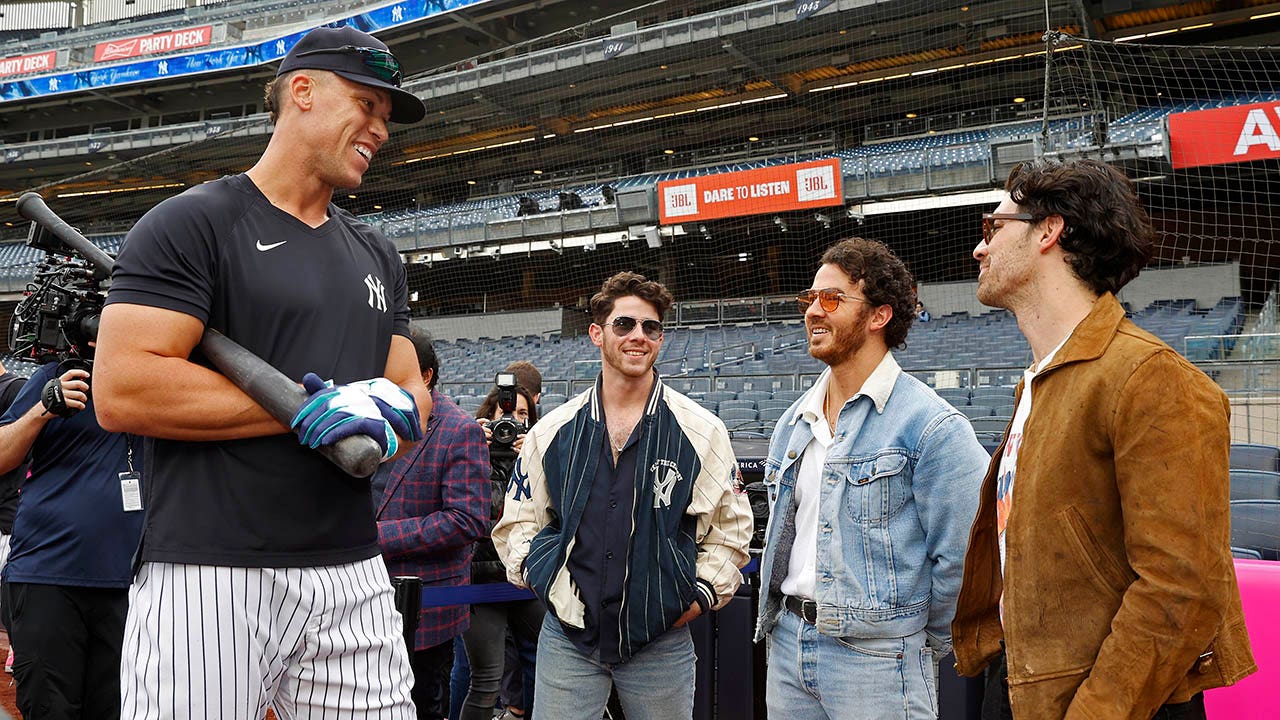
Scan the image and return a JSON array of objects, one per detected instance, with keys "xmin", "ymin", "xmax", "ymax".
[{"xmin": 564, "ymin": 411, "xmax": 641, "ymax": 663}]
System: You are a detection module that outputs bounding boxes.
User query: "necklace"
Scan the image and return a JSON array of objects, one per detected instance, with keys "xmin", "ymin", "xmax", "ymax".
[{"xmin": 823, "ymin": 391, "xmax": 839, "ymax": 428}]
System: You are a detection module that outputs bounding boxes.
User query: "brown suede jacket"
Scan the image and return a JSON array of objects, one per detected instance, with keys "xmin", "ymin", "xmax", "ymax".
[{"xmin": 951, "ymin": 293, "xmax": 1255, "ymax": 719}]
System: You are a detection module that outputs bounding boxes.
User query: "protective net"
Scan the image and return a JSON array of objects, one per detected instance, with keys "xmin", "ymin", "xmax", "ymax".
[{"xmin": 0, "ymin": 3, "xmax": 1277, "ymax": 465}]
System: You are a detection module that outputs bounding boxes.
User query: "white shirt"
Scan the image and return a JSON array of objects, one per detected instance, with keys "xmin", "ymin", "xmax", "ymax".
[
  {"xmin": 996, "ymin": 334, "xmax": 1071, "ymax": 578},
  {"xmin": 781, "ymin": 353, "xmax": 901, "ymax": 600}
]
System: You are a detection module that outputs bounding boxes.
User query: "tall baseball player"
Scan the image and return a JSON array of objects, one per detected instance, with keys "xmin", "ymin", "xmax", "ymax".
[{"xmin": 93, "ymin": 26, "xmax": 430, "ymax": 719}]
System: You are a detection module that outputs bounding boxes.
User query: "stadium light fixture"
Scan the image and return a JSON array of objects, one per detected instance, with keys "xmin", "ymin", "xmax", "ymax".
[
  {"xmin": 348, "ymin": 194, "xmax": 357, "ymax": 199},
  {"xmin": 466, "ymin": 180, "xmax": 476, "ymax": 185},
  {"xmin": 905, "ymin": 113, "xmax": 917, "ymax": 119},
  {"xmin": 748, "ymin": 136, "xmax": 759, "ymax": 142},
  {"xmin": 1013, "ymin": 97, "xmax": 1026, "ymax": 103},
  {"xmin": 664, "ymin": 149, "xmax": 675, "ymax": 154},
  {"xmin": 533, "ymin": 169, "xmax": 543, "ymax": 175},
  {"xmin": 373, "ymin": 205, "xmax": 383, "ymax": 210}
]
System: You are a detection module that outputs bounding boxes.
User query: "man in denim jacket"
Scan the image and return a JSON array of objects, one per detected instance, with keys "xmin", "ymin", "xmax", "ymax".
[{"xmin": 755, "ymin": 238, "xmax": 989, "ymax": 719}]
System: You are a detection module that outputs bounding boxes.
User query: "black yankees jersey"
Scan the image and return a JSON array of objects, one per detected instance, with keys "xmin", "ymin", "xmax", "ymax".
[{"xmin": 106, "ymin": 174, "xmax": 410, "ymax": 567}]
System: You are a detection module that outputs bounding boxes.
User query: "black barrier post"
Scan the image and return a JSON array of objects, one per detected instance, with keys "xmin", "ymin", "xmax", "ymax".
[{"xmin": 391, "ymin": 576, "xmax": 423, "ymax": 657}]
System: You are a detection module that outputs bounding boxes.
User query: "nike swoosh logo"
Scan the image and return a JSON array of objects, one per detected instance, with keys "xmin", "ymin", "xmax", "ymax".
[{"xmin": 256, "ymin": 240, "xmax": 287, "ymax": 251}]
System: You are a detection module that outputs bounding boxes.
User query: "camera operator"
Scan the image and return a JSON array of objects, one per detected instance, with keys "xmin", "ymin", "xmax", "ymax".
[
  {"xmin": 457, "ymin": 377, "xmax": 545, "ymax": 720},
  {"xmin": 0, "ymin": 349, "xmax": 144, "ymax": 720}
]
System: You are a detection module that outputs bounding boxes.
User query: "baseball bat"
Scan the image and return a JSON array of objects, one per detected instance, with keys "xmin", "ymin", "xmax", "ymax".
[{"xmin": 16, "ymin": 191, "xmax": 384, "ymax": 479}]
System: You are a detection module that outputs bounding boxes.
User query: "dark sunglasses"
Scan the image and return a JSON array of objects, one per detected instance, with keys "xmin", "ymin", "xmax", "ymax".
[
  {"xmin": 603, "ymin": 316, "xmax": 664, "ymax": 341},
  {"xmin": 981, "ymin": 212, "xmax": 1037, "ymax": 244},
  {"xmin": 796, "ymin": 288, "xmax": 873, "ymax": 313},
  {"xmin": 295, "ymin": 45, "xmax": 403, "ymax": 87}
]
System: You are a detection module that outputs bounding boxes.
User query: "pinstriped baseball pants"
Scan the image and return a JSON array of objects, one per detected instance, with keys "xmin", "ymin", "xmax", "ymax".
[{"xmin": 120, "ymin": 557, "xmax": 416, "ymax": 720}]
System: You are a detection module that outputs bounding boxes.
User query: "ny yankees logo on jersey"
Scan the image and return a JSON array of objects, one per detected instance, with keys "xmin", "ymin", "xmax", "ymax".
[
  {"xmin": 510, "ymin": 456, "xmax": 532, "ymax": 502},
  {"xmin": 364, "ymin": 273, "xmax": 387, "ymax": 312},
  {"xmin": 650, "ymin": 459, "xmax": 683, "ymax": 509}
]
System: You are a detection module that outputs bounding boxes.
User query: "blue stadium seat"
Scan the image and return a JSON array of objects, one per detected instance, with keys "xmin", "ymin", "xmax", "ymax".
[
  {"xmin": 1230, "ymin": 444, "xmax": 1280, "ymax": 472},
  {"xmin": 960, "ymin": 405, "xmax": 994, "ymax": 419},
  {"xmin": 1229, "ymin": 500, "xmax": 1280, "ymax": 560},
  {"xmin": 718, "ymin": 408, "xmax": 758, "ymax": 425},
  {"xmin": 970, "ymin": 416, "xmax": 1010, "ymax": 434},
  {"xmin": 1231, "ymin": 470, "xmax": 1280, "ymax": 502}
]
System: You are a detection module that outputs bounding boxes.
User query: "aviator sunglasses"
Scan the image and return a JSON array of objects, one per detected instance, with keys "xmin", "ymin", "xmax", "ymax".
[
  {"xmin": 602, "ymin": 316, "xmax": 664, "ymax": 341},
  {"xmin": 294, "ymin": 45, "xmax": 403, "ymax": 87},
  {"xmin": 796, "ymin": 288, "xmax": 874, "ymax": 313},
  {"xmin": 981, "ymin": 212, "xmax": 1037, "ymax": 244}
]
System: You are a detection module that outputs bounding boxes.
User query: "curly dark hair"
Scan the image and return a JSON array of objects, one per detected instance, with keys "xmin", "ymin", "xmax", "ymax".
[
  {"xmin": 819, "ymin": 238, "xmax": 916, "ymax": 349},
  {"xmin": 589, "ymin": 271, "xmax": 675, "ymax": 325},
  {"xmin": 1005, "ymin": 158, "xmax": 1154, "ymax": 295}
]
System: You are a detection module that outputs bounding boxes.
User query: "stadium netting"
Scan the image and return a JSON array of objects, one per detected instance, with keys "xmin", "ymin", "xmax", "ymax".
[{"xmin": 0, "ymin": 2, "xmax": 1277, "ymax": 500}]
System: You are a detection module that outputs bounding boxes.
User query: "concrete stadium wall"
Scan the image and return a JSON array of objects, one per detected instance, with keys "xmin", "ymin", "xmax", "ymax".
[{"xmin": 919, "ymin": 261, "xmax": 1241, "ymax": 318}]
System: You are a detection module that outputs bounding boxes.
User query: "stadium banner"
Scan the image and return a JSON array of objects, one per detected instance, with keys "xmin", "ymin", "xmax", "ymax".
[
  {"xmin": 1167, "ymin": 101, "xmax": 1280, "ymax": 169},
  {"xmin": 0, "ymin": 0, "xmax": 490, "ymax": 103},
  {"xmin": 94, "ymin": 25, "xmax": 215, "ymax": 63},
  {"xmin": 658, "ymin": 158, "xmax": 843, "ymax": 224},
  {"xmin": 0, "ymin": 51, "xmax": 58, "ymax": 79}
]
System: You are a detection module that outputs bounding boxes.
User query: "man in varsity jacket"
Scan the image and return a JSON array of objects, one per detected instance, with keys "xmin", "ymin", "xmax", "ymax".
[{"xmin": 493, "ymin": 271, "xmax": 753, "ymax": 720}]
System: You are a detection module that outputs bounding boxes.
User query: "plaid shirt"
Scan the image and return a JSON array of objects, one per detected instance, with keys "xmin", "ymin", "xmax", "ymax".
[{"xmin": 376, "ymin": 389, "xmax": 490, "ymax": 650}]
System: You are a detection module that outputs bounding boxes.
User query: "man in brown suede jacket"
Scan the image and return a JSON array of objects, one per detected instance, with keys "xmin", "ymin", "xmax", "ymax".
[{"xmin": 952, "ymin": 157, "xmax": 1255, "ymax": 720}]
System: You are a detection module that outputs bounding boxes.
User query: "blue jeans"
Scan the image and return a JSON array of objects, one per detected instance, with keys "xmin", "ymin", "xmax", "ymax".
[
  {"xmin": 766, "ymin": 610, "xmax": 938, "ymax": 720},
  {"xmin": 534, "ymin": 613, "xmax": 695, "ymax": 720}
]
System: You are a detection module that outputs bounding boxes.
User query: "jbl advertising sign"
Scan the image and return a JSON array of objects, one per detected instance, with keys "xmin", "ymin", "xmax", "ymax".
[{"xmin": 658, "ymin": 159, "xmax": 843, "ymax": 224}]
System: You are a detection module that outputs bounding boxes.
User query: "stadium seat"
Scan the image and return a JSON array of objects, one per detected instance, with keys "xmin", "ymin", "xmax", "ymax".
[
  {"xmin": 936, "ymin": 388, "xmax": 970, "ymax": 405},
  {"xmin": 960, "ymin": 405, "xmax": 994, "ymax": 419},
  {"xmin": 1230, "ymin": 443, "xmax": 1280, "ymax": 472},
  {"xmin": 1231, "ymin": 546, "xmax": 1264, "ymax": 560},
  {"xmin": 771, "ymin": 390, "xmax": 805, "ymax": 403},
  {"xmin": 970, "ymin": 387, "xmax": 1016, "ymax": 403},
  {"xmin": 704, "ymin": 391, "xmax": 738, "ymax": 404},
  {"xmin": 738, "ymin": 390, "xmax": 773, "ymax": 404},
  {"xmin": 1231, "ymin": 470, "xmax": 1280, "ymax": 502},
  {"xmin": 757, "ymin": 400, "xmax": 794, "ymax": 414},
  {"xmin": 719, "ymin": 408, "xmax": 759, "ymax": 425},
  {"xmin": 970, "ymin": 416, "xmax": 1011, "ymax": 434},
  {"xmin": 719, "ymin": 400, "xmax": 757, "ymax": 413},
  {"xmin": 1229, "ymin": 500, "xmax": 1280, "ymax": 560},
  {"xmin": 757, "ymin": 407, "xmax": 787, "ymax": 426}
]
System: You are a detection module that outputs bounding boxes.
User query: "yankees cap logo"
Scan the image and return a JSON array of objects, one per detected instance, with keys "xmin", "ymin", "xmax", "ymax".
[{"xmin": 650, "ymin": 459, "xmax": 683, "ymax": 509}]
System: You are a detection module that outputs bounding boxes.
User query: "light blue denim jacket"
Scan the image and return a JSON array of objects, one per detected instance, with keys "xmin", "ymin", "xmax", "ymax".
[{"xmin": 753, "ymin": 355, "xmax": 988, "ymax": 652}]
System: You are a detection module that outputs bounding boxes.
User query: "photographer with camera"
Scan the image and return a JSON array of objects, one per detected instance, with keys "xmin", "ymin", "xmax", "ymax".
[
  {"xmin": 0, "ymin": 349, "xmax": 144, "ymax": 720},
  {"xmin": 457, "ymin": 374, "xmax": 546, "ymax": 720}
]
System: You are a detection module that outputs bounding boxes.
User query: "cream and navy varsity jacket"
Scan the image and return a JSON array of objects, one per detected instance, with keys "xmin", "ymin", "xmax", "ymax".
[{"xmin": 492, "ymin": 373, "xmax": 753, "ymax": 661}]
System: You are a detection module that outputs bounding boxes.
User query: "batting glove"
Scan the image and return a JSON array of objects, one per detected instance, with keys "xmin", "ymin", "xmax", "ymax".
[
  {"xmin": 291, "ymin": 373, "xmax": 398, "ymax": 461},
  {"xmin": 349, "ymin": 377, "xmax": 423, "ymax": 444}
]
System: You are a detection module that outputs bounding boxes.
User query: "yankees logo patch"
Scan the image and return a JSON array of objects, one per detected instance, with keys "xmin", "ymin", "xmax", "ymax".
[
  {"xmin": 509, "ymin": 456, "xmax": 532, "ymax": 502},
  {"xmin": 364, "ymin": 273, "xmax": 387, "ymax": 312},
  {"xmin": 650, "ymin": 459, "xmax": 683, "ymax": 509}
]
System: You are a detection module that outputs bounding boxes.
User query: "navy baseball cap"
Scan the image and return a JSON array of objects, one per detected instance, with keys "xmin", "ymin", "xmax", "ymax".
[{"xmin": 278, "ymin": 26, "xmax": 426, "ymax": 124}]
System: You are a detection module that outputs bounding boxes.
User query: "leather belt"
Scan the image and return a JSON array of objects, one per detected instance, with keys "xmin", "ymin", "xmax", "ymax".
[{"xmin": 784, "ymin": 595, "xmax": 817, "ymax": 624}]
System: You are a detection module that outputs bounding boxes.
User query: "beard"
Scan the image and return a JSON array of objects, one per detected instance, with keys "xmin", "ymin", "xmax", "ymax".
[
  {"xmin": 808, "ymin": 307, "xmax": 870, "ymax": 367},
  {"xmin": 601, "ymin": 337, "xmax": 655, "ymax": 378}
]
